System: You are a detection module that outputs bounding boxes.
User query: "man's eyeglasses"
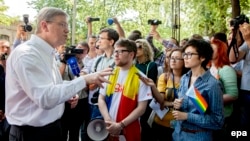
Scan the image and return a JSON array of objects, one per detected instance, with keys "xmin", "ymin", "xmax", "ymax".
[
  {"xmin": 46, "ymin": 21, "xmax": 69, "ymax": 29},
  {"xmin": 114, "ymin": 50, "xmax": 131, "ymax": 55},
  {"xmin": 182, "ymin": 52, "xmax": 199, "ymax": 59},
  {"xmin": 98, "ymin": 37, "xmax": 110, "ymax": 40}
]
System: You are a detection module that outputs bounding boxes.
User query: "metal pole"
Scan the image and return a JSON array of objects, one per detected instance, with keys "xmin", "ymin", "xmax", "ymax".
[{"xmin": 72, "ymin": 0, "xmax": 77, "ymax": 45}]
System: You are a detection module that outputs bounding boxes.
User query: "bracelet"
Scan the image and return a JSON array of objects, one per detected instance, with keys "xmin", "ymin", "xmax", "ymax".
[{"xmin": 119, "ymin": 121, "xmax": 126, "ymax": 129}]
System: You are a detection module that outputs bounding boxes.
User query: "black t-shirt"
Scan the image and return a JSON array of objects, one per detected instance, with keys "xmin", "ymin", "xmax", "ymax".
[
  {"xmin": 135, "ymin": 60, "xmax": 158, "ymax": 83},
  {"xmin": 0, "ymin": 65, "xmax": 5, "ymax": 112}
]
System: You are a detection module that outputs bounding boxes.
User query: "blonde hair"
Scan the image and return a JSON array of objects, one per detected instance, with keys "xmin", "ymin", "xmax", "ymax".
[{"xmin": 135, "ymin": 39, "xmax": 154, "ymax": 61}]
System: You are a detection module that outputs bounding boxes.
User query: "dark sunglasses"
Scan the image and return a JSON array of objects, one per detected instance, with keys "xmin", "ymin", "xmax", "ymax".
[{"xmin": 137, "ymin": 45, "xmax": 142, "ymax": 49}]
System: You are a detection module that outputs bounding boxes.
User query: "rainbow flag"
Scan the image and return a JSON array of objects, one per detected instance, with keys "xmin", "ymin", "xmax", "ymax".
[{"xmin": 185, "ymin": 85, "xmax": 208, "ymax": 114}]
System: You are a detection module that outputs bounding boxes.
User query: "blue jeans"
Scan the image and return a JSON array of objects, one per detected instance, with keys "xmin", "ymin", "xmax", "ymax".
[{"xmin": 89, "ymin": 104, "xmax": 103, "ymax": 120}]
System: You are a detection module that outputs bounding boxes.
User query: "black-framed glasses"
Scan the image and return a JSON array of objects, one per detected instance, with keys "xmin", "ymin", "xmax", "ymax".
[
  {"xmin": 170, "ymin": 57, "xmax": 183, "ymax": 62},
  {"xmin": 182, "ymin": 52, "xmax": 199, "ymax": 59},
  {"xmin": 114, "ymin": 50, "xmax": 131, "ymax": 55}
]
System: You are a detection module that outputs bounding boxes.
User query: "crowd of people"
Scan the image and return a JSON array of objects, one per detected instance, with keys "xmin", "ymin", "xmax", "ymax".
[{"xmin": 1, "ymin": 6, "xmax": 250, "ymax": 141}]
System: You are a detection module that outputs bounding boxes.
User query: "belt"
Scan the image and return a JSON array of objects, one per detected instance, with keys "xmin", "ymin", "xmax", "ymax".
[
  {"xmin": 12, "ymin": 119, "xmax": 61, "ymax": 130},
  {"xmin": 181, "ymin": 127, "xmax": 206, "ymax": 134}
]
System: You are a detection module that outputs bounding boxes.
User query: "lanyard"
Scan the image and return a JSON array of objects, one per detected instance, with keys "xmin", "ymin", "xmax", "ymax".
[{"xmin": 172, "ymin": 73, "xmax": 178, "ymax": 98}]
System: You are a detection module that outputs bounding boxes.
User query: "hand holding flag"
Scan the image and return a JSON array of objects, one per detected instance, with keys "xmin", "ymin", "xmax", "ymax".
[{"xmin": 185, "ymin": 85, "xmax": 208, "ymax": 114}]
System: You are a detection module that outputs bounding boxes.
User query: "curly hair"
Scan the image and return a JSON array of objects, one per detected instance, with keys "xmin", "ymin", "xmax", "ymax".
[{"xmin": 135, "ymin": 39, "xmax": 154, "ymax": 61}]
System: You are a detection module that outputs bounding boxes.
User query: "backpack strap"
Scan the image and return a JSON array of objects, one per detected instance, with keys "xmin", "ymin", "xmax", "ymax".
[{"xmin": 94, "ymin": 56, "xmax": 103, "ymax": 72}]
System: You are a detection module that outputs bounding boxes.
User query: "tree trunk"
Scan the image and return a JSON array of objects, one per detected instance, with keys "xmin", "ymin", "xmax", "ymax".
[{"xmin": 231, "ymin": 0, "xmax": 240, "ymax": 18}]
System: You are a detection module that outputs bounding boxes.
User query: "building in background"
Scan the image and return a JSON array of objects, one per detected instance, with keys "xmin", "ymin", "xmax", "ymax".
[{"xmin": 0, "ymin": 21, "xmax": 32, "ymax": 45}]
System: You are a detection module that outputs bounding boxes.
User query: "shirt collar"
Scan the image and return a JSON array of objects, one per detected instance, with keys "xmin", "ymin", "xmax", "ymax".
[
  {"xmin": 185, "ymin": 69, "xmax": 211, "ymax": 82},
  {"xmin": 30, "ymin": 34, "xmax": 56, "ymax": 56}
]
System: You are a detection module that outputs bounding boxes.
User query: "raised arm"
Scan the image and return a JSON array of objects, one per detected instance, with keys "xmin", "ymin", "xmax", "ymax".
[
  {"xmin": 85, "ymin": 16, "xmax": 93, "ymax": 38},
  {"xmin": 113, "ymin": 17, "xmax": 125, "ymax": 38}
]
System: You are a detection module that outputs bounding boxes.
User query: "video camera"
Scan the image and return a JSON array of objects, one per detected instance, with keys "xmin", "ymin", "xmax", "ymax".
[
  {"xmin": 88, "ymin": 17, "xmax": 100, "ymax": 22},
  {"xmin": 228, "ymin": 14, "xmax": 249, "ymax": 62},
  {"xmin": 148, "ymin": 19, "xmax": 162, "ymax": 25},
  {"xmin": 64, "ymin": 45, "xmax": 84, "ymax": 61},
  {"xmin": 0, "ymin": 53, "xmax": 7, "ymax": 61},
  {"xmin": 230, "ymin": 14, "xmax": 249, "ymax": 29},
  {"xmin": 22, "ymin": 14, "xmax": 32, "ymax": 32}
]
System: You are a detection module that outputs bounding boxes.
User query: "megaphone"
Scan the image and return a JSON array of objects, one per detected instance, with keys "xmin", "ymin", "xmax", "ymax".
[{"xmin": 87, "ymin": 118, "xmax": 109, "ymax": 141}]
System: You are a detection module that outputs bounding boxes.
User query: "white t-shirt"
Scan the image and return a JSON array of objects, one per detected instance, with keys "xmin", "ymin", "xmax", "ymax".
[{"xmin": 99, "ymin": 69, "xmax": 152, "ymax": 121}]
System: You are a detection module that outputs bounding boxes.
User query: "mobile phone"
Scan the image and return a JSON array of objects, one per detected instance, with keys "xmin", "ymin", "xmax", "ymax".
[{"xmin": 135, "ymin": 72, "xmax": 142, "ymax": 77}]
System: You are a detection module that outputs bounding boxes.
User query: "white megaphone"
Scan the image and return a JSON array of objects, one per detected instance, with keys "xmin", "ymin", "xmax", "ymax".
[{"xmin": 87, "ymin": 118, "xmax": 109, "ymax": 141}]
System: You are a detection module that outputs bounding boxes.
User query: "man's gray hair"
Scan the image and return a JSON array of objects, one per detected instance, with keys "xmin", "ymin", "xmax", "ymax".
[{"xmin": 35, "ymin": 7, "xmax": 68, "ymax": 33}]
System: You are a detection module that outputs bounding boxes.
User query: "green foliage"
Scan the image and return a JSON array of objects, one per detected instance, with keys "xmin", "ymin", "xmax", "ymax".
[
  {"xmin": 0, "ymin": 0, "xmax": 18, "ymax": 25},
  {"xmin": 27, "ymin": 0, "xmax": 250, "ymax": 47}
]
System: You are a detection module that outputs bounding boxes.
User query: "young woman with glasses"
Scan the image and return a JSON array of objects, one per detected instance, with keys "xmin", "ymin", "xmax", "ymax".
[
  {"xmin": 139, "ymin": 48, "xmax": 188, "ymax": 141},
  {"xmin": 172, "ymin": 39, "xmax": 224, "ymax": 141}
]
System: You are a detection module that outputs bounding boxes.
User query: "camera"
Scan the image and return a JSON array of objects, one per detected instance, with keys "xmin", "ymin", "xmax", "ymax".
[
  {"xmin": 22, "ymin": 14, "xmax": 32, "ymax": 32},
  {"xmin": 0, "ymin": 53, "xmax": 7, "ymax": 61},
  {"xmin": 91, "ymin": 89, "xmax": 100, "ymax": 104},
  {"xmin": 230, "ymin": 14, "xmax": 249, "ymax": 29},
  {"xmin": 88, "ymin": 17, "xmax": 100, "ymax": 22},
  {"xmin": 148, "ymin": 19, "xmax": 162, "ymax": 25},
  {"xmin": 63, "ymin": 45, "xmax": 84, "ymax": 61}
]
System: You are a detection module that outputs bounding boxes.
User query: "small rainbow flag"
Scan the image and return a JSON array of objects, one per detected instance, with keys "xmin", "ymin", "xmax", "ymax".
[{"xmin": 185, "ymin": 85, "xmax": 208, "ymax": 114}]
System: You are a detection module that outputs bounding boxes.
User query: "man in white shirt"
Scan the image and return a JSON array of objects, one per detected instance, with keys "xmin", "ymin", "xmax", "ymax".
[
  {"xmin": 5, "ymin": 7, "xmax": 112, "ymax": 141},
  {"xmin": 98, "ymin": 39, "xmax": 152, "ymax": 141}
]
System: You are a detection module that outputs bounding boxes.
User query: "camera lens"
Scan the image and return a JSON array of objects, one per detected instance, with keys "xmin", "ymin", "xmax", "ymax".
[{"xmin": 25, "ymin": 25, "xmax": 32, "ymax": 32}]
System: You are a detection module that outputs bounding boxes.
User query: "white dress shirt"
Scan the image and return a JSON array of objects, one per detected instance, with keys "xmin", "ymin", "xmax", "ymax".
[{"xmin": 5, "ymin": 35, "xmax": 86, "ymax": 127}]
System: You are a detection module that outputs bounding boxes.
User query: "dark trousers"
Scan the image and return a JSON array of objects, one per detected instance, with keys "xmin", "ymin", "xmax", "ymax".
[
  {"xmin": 239, "ymin": 90, "xmax": 250, "ymax": 131},
  {"xmin": 140, "ymin": 100, "xmax": 154, "ymax": 141},
  {"xmin": 9, "ymin": 119, "xmax": 62, "ymax": 141},
  {"xmin": 61, "ymin": 98, "xmax": 90, "ymax": 141},
  {"xmin": 152, "ymin": 122, "xmax": 173, "ymax": 141},
  {"xmin": 0, "ymin": 118, "xmax": 10, "ymax": 141}
]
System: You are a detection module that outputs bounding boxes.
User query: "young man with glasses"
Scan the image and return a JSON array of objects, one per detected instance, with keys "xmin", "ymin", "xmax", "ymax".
[
  {"xmin": 86, "ymin": 28, "xmax": 119, "ymax": 140},
  {"xmin": 98, "ymin": 39, "xmax": 152, "ymax": 141}
]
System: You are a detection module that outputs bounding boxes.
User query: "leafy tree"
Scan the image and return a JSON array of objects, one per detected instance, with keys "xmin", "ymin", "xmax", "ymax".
[
  {"xmin": 0, "ymin": 0, "xmax": 18, "ymax": 25},
  {"xmin": 28, "ymin": 0, "xmax": 250, "ymax": 47}
]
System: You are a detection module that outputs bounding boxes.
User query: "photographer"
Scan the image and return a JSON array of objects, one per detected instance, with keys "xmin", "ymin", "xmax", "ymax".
[
  {"xmin": 12, "ymin": 24, "xmax": 28, "ymax": 50},
  {"xmin": 12, "ymin": 15, "xmax": 32, "ymax": 50},
  {"xmin": 0, "ymin": 39, "xmax": 10, "ymax": 141},
  {"xmin": 229, "ymin": 21, "xmax": 250, "ymax": 131}
]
